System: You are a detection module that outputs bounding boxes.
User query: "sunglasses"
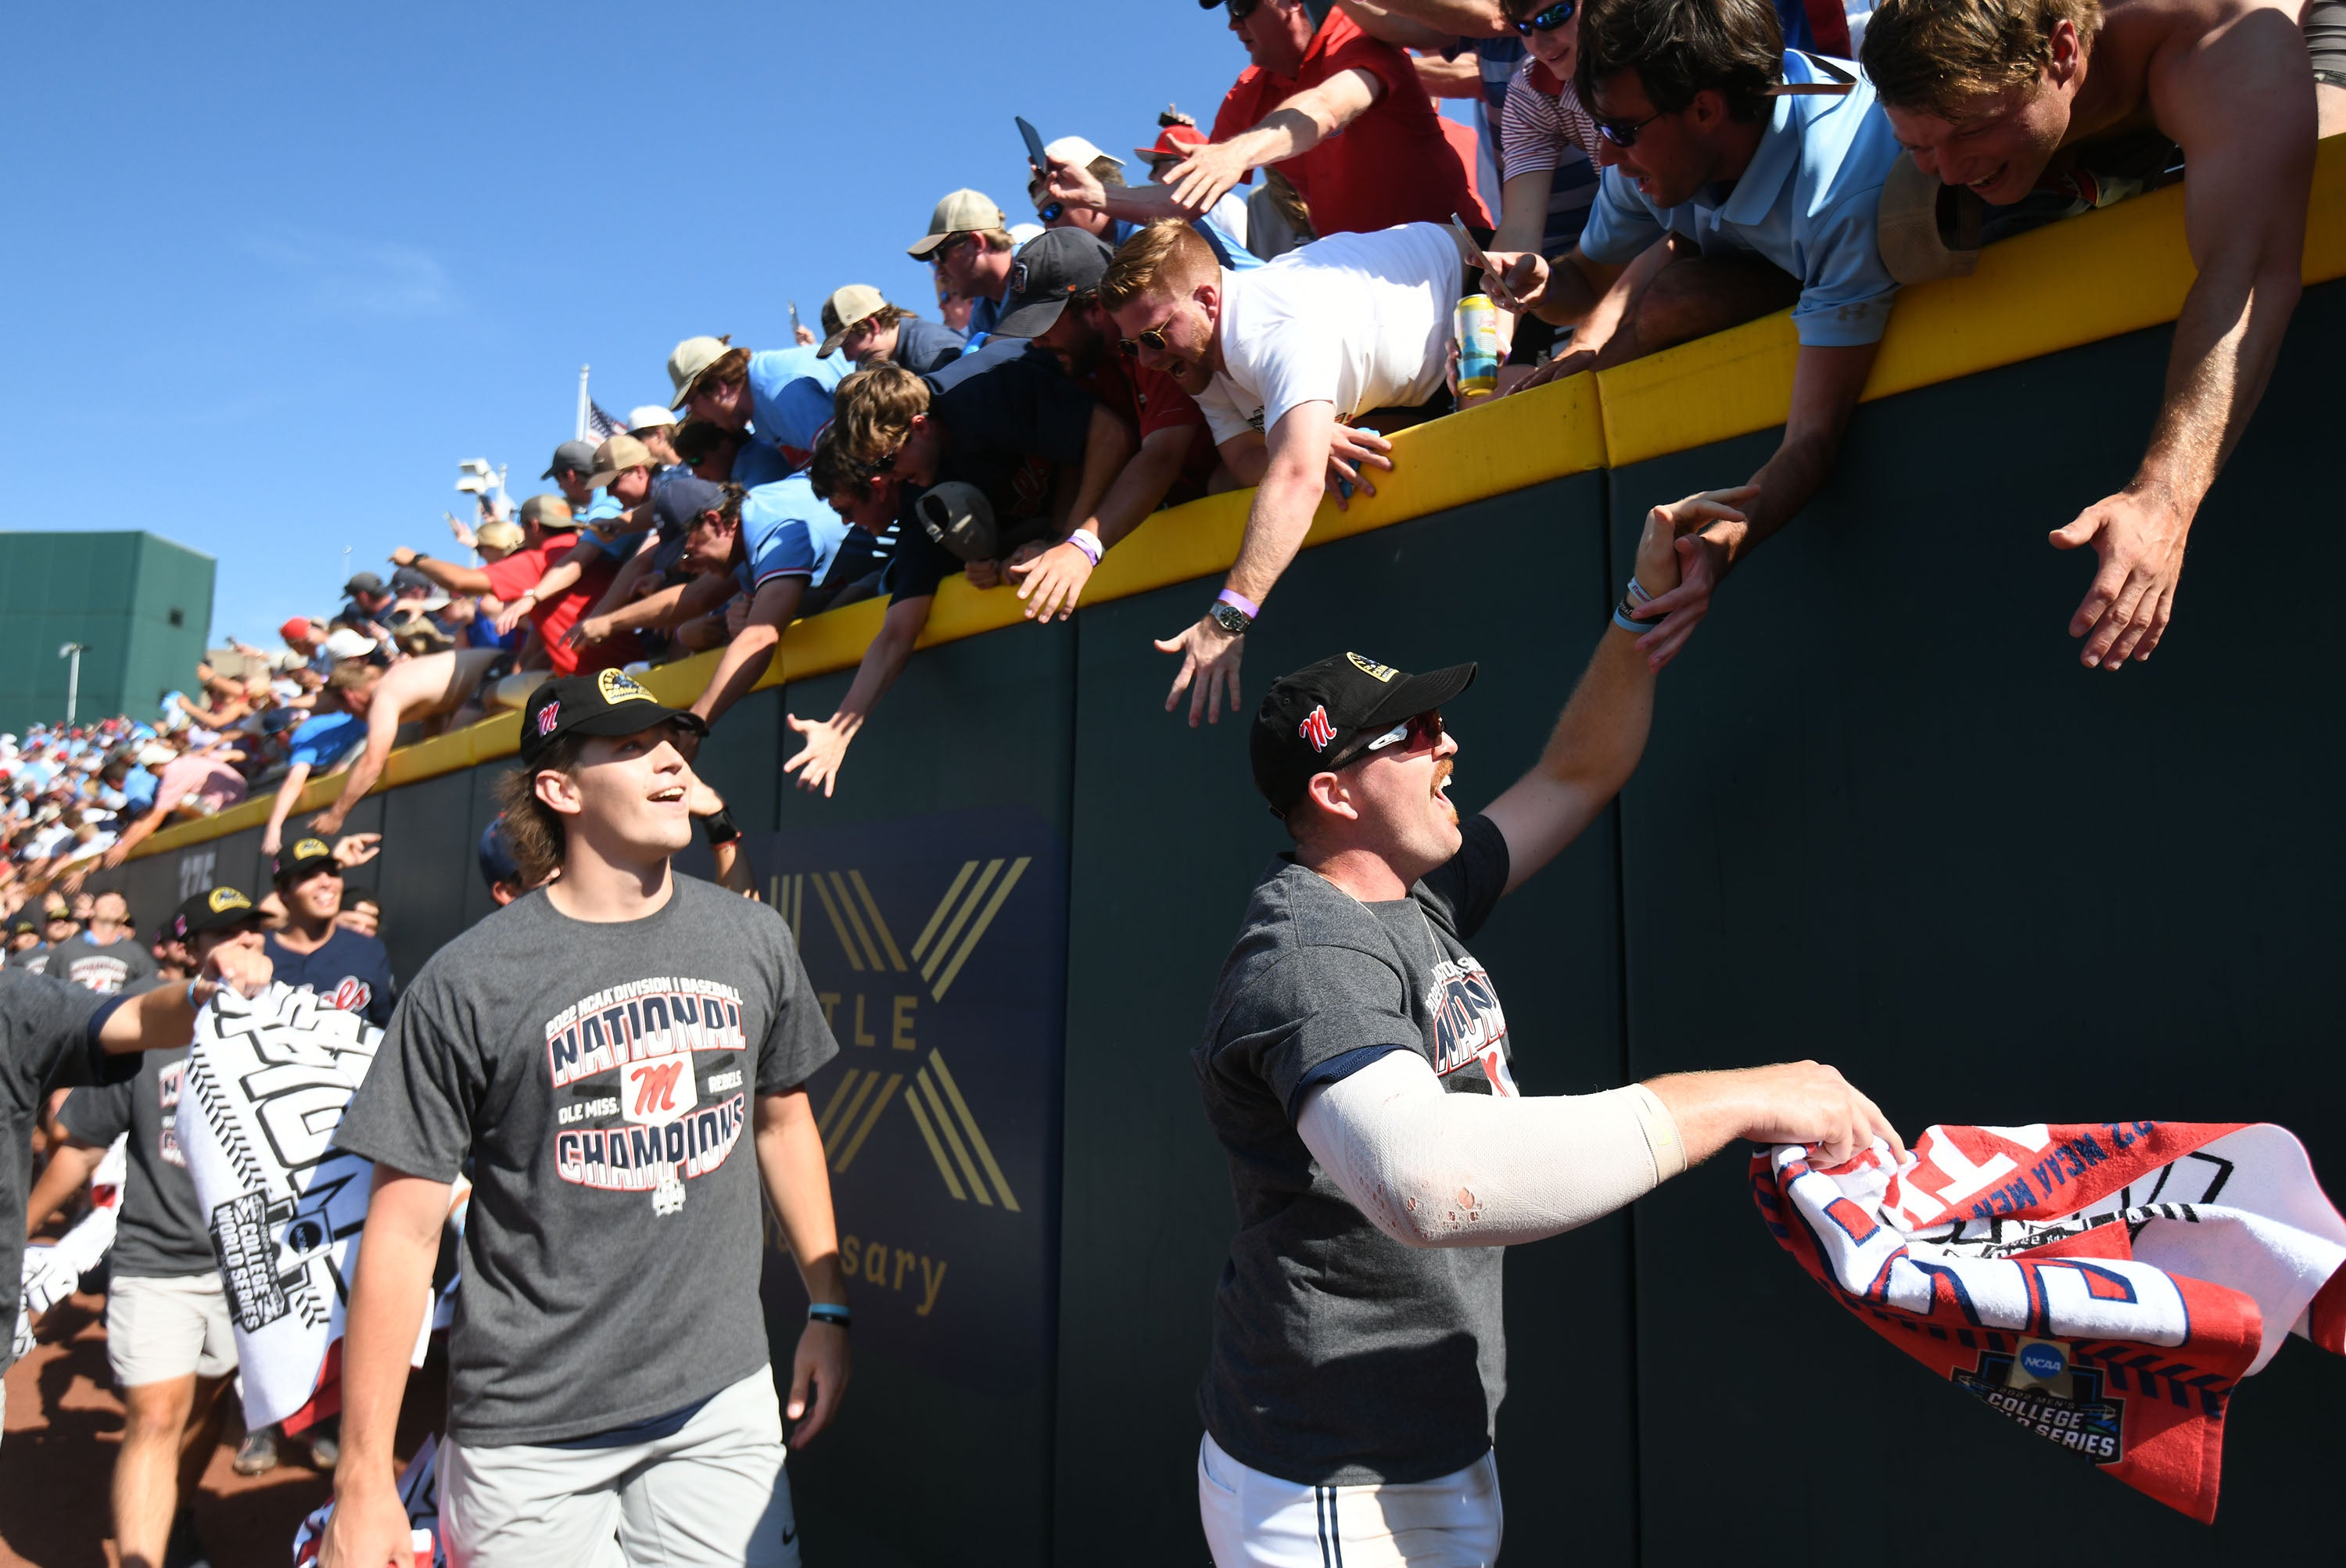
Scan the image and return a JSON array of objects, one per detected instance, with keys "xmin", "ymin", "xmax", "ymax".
[
  {"xmin": 1512, "ymin": 0, "xmax": 1575, "ymax": 34},
  {"xmin": 1225, "ymin": 0, "xmax": 1261, "ymax": 17},
  {"xmin": 1597, "ymin": 56, "xmax": 1851, "ymax": 146},
  {"xmin": 1037, "ymin": 200, "xmax": 1066, "ymax": 223},
  {"xmin": 1336, "ymin": 709, "xmax": 1445, "ymax": 768},
  {"xmin": 1118, "ymin": 321, "xmax": 1175, "ymax": 357}
]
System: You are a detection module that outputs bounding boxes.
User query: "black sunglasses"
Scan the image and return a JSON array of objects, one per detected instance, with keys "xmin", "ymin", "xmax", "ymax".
[
  {"xmin": 1598, "ymin": 55, "xmax": 1853, "ymax": 146},
  {"xmin": 1594, "ymin": 109, "xmax": 1664, "ymax": 148},
  {"xmin": 1512, "ymin": 0, "xmax": 1575, "ymax": 34},
  {"xmin": 1332, "ymin": 709, "xmax": 1446, "ymax": 770},
  {"xmin": 1225, "ymin": 0, "xmax": 1261, "ymax": 17},
  {"xmin": 1118, "ymin": 323, "xmax": 1173, "ymax": 357}
]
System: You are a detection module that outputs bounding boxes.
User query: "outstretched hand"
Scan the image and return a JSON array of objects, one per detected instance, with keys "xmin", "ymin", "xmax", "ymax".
[
  {"xmin": 1012, "ymin": 540, "xmax": 1096, "ymax": 623},
  {"xmin": 1156, "ymin": 616, "xmax": 1243, "ymax": 727},
  {"xmin": 1620, "ymin": 486, "xmax": 1760, "ymax": 670},
  {"xmin": 1325, "ymin": 423, "xmax": 1393, "ymax": 508},
  {"xmin": 2050, "ymin": 487, "xmax": 2184, "ymax": 668},
  {"xmin": 782, "ymin": 712, "xmax": 853, "ymax": 798},
  {"xmin": 1043, "ymin": 156, "xmax": 1108, "ymax": 213},
  {"xmin": 1476, "ymin": 249, "xmax": 1549, "ymax": 314}
]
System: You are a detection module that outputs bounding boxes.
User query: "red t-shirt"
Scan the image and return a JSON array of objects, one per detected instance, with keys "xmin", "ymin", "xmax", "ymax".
[
  {"xmin": 1080, "ymin": 352, "xmax": 1218, "ymax": 505},
  {"xmin": 1211, "ymin": 9, "xmax": 1490, "ymax": 239},
  {"xmin": 482, "ymin": 532, "xmax": 644, "ymax": 676}
]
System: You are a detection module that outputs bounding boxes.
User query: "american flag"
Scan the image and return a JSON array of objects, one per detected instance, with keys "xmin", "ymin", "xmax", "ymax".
[{"xmin": 586, "ymin": 400, "xmax": 629, "ymax": 440}]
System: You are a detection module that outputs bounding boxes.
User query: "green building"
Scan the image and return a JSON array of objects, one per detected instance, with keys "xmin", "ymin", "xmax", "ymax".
[{"xmin": 0, "ymin": 532, "xmax": 215, "ymax": 734}]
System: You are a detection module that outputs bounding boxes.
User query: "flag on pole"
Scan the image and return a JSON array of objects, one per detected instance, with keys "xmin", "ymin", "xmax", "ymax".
[{"xmin": 586, "ymin": 400, "xmax": 629, "ymax": 440}]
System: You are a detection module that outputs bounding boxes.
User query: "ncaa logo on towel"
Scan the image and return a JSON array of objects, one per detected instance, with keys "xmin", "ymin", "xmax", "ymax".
[
  {"xmin": 1298, "ymin": 705, "xmax": 1335, "ymax": 752},
  {"xmin": 2019, "ymin": 1342, "xmax": 2067, "ymax": 1382}
]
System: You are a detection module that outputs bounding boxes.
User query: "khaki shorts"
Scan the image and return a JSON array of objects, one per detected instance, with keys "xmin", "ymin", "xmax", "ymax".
[{"xmin": 106, "ymin": 1272, "xmax": 238, "ymax": 1387}]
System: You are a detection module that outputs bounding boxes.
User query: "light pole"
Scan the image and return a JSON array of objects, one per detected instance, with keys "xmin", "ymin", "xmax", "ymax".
[{"xmin": 57, "ymin": 642, "xmax": 85, "ymax": 727}]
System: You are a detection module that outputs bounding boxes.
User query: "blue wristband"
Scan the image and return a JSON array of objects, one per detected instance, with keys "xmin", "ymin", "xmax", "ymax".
[
  {"xmin": 1612, "ymin": 606, "xmax": 1650, "ymax": 636},
  {"xmin": 807, "ymin": 1303, "xmax": 852, "ymax": 1329}
]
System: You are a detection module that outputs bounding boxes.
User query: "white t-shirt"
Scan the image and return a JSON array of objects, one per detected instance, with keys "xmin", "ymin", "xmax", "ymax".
[{"xmin": 1198, "ymin": 222, "xmax": 1462, "ymax": 448}]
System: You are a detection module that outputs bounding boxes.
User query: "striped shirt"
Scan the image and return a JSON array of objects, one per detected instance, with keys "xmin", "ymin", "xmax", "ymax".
[{"xmin": 1500, "ymin": 56, "xmax": 1602, "ymax": 259}]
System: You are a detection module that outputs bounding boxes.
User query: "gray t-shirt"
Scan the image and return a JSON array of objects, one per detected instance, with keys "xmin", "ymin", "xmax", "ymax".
[
  {"xmin": 45, "ymin": 933, "xmax": 160, "ymax": 996},
  {"xmin": 335, "ymin": 875, "xmax": 839, "ymax": 1446},
  {"xmin": 0, "ymin": 968, "xmax": 136, "ymax": 1374},
  {"xmin": 59, "ymin": 1047, "xmax": 212, "ymax": 1279},
  {"xmin": 1195, "ymin": 813, "xmax": 1515, "ymax": 1486}
]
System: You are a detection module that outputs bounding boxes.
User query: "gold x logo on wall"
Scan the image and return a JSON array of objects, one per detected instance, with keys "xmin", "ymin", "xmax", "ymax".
[{"xmin": 774, "ymin": 858, "xmax": 1031, "ymax": 1003}]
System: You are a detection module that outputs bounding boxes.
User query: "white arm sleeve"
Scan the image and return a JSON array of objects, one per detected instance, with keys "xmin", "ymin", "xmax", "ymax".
[{"xmin": 1297, "ymin": 1050, "xmax": 1688, "ymax": 1249}]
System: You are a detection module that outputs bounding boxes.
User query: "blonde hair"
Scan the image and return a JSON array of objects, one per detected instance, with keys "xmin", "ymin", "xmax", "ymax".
[
  {"xmin": 833, "ymin": 364, "xmax": 931, "ymax": 466},
  {"xmin": 1861, "ymin": 0, "xmax": 2103, "ymax": 116},
  {"xmin": 1096, "ymin": 219, "xmax": 1218, "ymax": 314}
]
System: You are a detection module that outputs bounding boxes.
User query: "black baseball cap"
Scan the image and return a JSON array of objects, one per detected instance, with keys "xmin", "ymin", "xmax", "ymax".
[
  {"xmin": 343, "ymin": 572, "xmax": 388, "ymax": 598},
  {"xmin": 518, "ymin": 668, "xmax": 706, "ymax": 768},
  {"xmin": 9, "ymin": 916, "xmax": 38, "ymax": 938},
  {"xmin": 544, "ymin": 439, "xmax": 599, "ymax": 479},
  {"xmin": 995, "ymin": 228, "xmax": 1117, "ymax": 339},
  {"xmin": 1250, "ymin": 651, "xmax": 1476, "ymax": 815},
  {"xmin": 170, "ymin": 885, "xmax": 263, "ymax": 942},
  {"xmin": 274, "ymin": 834, "xmax": 338, "ymax": 885}
]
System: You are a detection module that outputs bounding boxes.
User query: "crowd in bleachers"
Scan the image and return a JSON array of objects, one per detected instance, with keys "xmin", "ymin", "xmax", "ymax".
[{"xmin": 4, "ymin": 0, "xmax": 2333, "ymax": 896}]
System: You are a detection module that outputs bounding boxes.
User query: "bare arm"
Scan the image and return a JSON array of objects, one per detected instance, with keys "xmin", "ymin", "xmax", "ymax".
[
  {"xmin": 1412, "ymin": 52, "xmax": 1484, "ymax": 98},
  {"xmin": 754, "ymin": 1089, "xmax": 850, "ymax": 1444},
  {"xmin": 1481, "ymin": 488, "xmax": 1752, "ymax": 890},
  {"xmin": 782, "ymin": 593, "xmax": 931, "ymax": 798},
  {"xmin": 260, "ymin": 760, "xmax": 314, "ymax": 858},
  {"xmin": 23, "ymin": 1138, "xmax": 105, "ymax": 1240},
  {"xmin": 583, "ymin": 544, "xmax": 661, "ymax": 621},
  {"xmin": 570, "ymin": 573, "xmax": 729, "ymax": 650},
  {"xmin": 95, "ymin": 943, "xmax": 273, "ymax": 1055},
  {"xmin": 393, "ymin": 552, "xmax": 493, "ymax": 597},
  {"xmin": 691, "ymin": 576, "xmax": 809, "ymax": 728},
  {"xmin": 1051, "ymin": 70, "xmax": 1386, "ymax": 223},
  {"xmin": 99, "ymin": 798, "xmax": 175, "ymax": 867},
  {"xmin": 2046, "ymin": 30, "xmax": 2314, "ymax": 666},
  {"xmin": 1156, "ymin": 400, "xmax": 1343, "ymax": 728},
  {"xmin": 1631, "ymin": 342, "xmax": 1878, "ymax": 669},
  {"xmin": 317, "ymin": 1168, "xmax": 450, "ymax": 1568},
  {"xmin": 1011, "ymin": 422, "xmax": 1194, "ymax": 623},
  {"xmin": 1340, "ymin": 0, "xmax": 1505, "ymax": 40}
]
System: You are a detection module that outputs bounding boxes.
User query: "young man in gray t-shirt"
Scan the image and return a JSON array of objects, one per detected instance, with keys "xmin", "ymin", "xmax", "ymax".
[
  {"xmin": 323, "ymin": 670, "xmax": 849, "ymax": 1568},
  {"xmin": 1194, "ymin": 490, "xmax": 1905, "ymax": 1566}
]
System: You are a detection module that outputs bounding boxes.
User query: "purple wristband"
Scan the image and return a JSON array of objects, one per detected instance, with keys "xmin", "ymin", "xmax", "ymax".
[{"xmin": 1216, "ymin": 587, "xmax": 1261, "ymax": 619}]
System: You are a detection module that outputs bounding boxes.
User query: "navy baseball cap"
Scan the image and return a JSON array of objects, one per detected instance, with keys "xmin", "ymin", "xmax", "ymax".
[
  {"xmin": 652, "ymin": 475, "xmax": 729, "ymax": 540},
  {"xmin": 479, "ymin": 815, "xmax": 522, "ymax": 891},
  {"xmin": 1250, "ymin": 652, "xmax": 1475, "ymax": 815}
]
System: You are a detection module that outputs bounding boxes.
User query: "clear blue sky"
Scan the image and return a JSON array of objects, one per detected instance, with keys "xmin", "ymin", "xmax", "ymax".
[{"xmin": 0, "ymin": 2, "xmax": 1475, "ymax": 650}]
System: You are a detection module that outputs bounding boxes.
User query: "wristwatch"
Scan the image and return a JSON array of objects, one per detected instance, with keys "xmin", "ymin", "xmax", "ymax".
[{"xmin": 1209, "ymin": 600, "xmax": 1252, "ymax": 637}]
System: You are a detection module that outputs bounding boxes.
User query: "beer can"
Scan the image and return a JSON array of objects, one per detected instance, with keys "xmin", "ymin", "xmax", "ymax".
[{"xmin": 1455, "ymin": 293, "xmax": 1500, "ymax": 400}]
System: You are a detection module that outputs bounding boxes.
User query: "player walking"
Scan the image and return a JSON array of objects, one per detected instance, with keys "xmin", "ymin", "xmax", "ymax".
[
  {"xmin": 1196, "ymin": 490, "xmax": 1903, "ymax": 1566},
  {"xmin": 321, "ymin": 669, "xmax": 849, "ymax": 1568}
]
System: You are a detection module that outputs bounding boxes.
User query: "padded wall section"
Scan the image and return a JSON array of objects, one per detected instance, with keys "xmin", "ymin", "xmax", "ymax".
[
  {"xmin": 1611, "ymin": 283, "xmax": 2346, "ymax": 1563},
  {"xmin": 759, "ymin": 629, "xmax": 1075, "ymax": 1568},
  {"xmin": 371, "ymin": 770, "xmax": 478, "ymax": 992},
  {"xmin": 1054, "ymin": 475, "xmax": 1643, "ymax": 1564}
]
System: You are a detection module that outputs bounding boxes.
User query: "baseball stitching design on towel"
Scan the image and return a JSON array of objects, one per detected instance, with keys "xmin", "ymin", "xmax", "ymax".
[
  {"xmin": 1756, "ymin": 1121, "xmax": 2346, "ymax": 1522},
  {"xmin": 176, "ymin": 983, "xmax": 389, "ymax": 1435}
]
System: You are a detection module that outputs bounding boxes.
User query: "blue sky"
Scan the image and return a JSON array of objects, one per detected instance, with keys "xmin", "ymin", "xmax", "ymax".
[{"xmin": 0, "ymin": 2, "xmax": 1477, "ymax": 648}]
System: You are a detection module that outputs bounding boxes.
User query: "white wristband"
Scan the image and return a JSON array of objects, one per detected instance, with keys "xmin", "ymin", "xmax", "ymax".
[{"xmin": 1067, "ymin": 529, "xmax": 1103, "ymax": 566}]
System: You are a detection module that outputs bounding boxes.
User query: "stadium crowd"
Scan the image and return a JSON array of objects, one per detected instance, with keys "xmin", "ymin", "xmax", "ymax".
[{"xmin": 1, "ymin": 0, "xmax": 2335, "ymax": 1560}]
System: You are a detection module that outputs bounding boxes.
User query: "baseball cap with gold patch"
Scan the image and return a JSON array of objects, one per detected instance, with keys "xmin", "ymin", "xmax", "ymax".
[
  {"xmin": 171, "ymin": 884, "xmax": 262, "ymax": 942},
  {"xmin": 273, "ymin": 836, "xmax": 339, "ymax": 886},
  {"xmin": 518, "ymin": 668, "xmax": 706, "ymax": 767},
  {"xmin": 906, "ymin": 189, "xmax": 1006, "ymax": 258}
]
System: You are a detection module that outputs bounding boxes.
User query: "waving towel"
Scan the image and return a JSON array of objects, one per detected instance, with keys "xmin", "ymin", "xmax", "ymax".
[
  {"xmin": 176, "ymin": 983, "xmax": 408, "ymax": 1433},
  {"xmin": 1755, "ymin": 1121, "xmax": 2346, "ymax": 1521},
  {"xmin": 13, "ymin": 1134, "xmax": 127, "ymax": 1359}
]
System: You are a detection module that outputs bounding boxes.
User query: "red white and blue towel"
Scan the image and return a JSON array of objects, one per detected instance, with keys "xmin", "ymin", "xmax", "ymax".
[{"xmin": 1755, "ymin": 1121, "xmax": 2346, "ymax": 1521}]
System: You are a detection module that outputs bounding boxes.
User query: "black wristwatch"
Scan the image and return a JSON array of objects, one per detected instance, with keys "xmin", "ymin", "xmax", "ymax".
[{"xmin": 1209, "ymin": 600, "xmax": 1252, "ymax": 636}]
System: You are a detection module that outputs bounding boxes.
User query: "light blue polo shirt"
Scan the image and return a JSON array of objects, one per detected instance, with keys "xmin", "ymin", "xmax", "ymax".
[
  {"xmin": 1580, "ymin": 53, "xmax": 1900, "ymax": 348},
  {"xmin": 732, "ymin": 476, "xmax": 850, "ymax": 595},
  {"xmin": 747, "ymin": 346, "xmax": 848, "ymax": 456}
]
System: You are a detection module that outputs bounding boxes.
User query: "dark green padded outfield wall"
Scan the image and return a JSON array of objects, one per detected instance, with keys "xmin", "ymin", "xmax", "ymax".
[{"xmin": 89, "ymin": 281, "xmax": 2344, "ymax": 1565}]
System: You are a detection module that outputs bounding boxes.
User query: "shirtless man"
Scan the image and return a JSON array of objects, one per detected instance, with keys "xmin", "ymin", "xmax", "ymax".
[
  {"xmin": 309, "ymin": 648, "xmax": 504, "ymax": 838},
  {"xmin": 1860, "ymin": 0, "xmax": 2325, "ymax": 669}
]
